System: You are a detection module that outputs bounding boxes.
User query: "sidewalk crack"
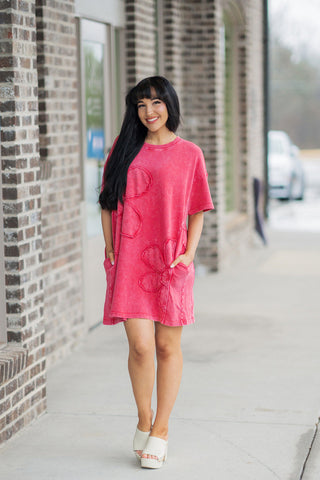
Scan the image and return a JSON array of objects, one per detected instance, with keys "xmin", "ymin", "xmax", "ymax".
[{"xmin": 299, "ymin": 416, "xmax": 320, "ymax": 479}]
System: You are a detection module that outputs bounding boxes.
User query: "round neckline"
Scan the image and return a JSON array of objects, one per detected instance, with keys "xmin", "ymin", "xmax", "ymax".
[{"xmin": 143, "ymin": 136, "xmax": 181, "ymax": 150}]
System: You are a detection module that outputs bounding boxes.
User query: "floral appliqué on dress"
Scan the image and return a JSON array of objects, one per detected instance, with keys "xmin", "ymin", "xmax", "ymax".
[
  {"xmin": 139, "ymin": 239, "xmax": 194, "ymax": 324},
  {"xmin": 120, "ymin": 166, "xmax": 152, "ymax": 238}
]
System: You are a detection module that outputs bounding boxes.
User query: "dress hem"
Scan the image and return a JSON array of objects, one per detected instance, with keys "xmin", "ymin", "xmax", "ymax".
[{"xmin": 103, "ymin": 312, "xmax": 195, "ymax": 327}]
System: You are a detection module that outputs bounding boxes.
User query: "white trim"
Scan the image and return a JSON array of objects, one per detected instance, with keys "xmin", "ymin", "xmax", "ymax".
[
  {"xmin": 81, "ymin": 18, "xmax": 107, "ymax": 42},
  {"xmin": 104, "ymin": 23, "xmax": 113, "ymax": 149},
  {"xmin": 117, "ymin": 28, "xmax": 126, "ymax": 121},
  {"xmin": 110, "ymin": 26, "xmax": 126, "ymax": 135},
  {"xmin": 74, "ymin": 0, "xmax": 125, "ymax": 27},
  {"xmin": 223, "ymin": 0, "xmax": 246, "ymax": 25}
]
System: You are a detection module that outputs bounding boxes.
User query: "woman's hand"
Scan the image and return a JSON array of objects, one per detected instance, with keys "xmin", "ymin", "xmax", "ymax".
[
  {"xmin": 101, "ymin": 209, "xmax": 115, "ymax": 265},
  {"xmin": 170, "ymin": 251, "xmax": 194, "ymax": 268},
  {"xmin": 170, "ymin": 212, "xmax": 204, "ymax": 269},
  {"xmin": 107, "ymin": 250, "xmax": 115, "ymax": 265}
]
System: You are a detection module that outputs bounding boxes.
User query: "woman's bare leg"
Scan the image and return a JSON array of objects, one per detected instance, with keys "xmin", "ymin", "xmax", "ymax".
[
  {"xmin": 142, "ymin": 323, "xmax": 183, "ymax": 459},
  {"xmin": 124, "ymin": 318, "xmax": 155, "ymax": 441}
]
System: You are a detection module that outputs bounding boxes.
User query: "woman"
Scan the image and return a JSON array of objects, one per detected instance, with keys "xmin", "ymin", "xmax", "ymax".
[{"xmin": 99, "ymin": 76, "xmax": 214, "ymax": 469}]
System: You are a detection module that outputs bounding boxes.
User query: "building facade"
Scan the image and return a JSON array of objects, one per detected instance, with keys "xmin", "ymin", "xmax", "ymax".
[{"xmin": 0, "ymin": 0, "xmax": 266, "ymax": 445}]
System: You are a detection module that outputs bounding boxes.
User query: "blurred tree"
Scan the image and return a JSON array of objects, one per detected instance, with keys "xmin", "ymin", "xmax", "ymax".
[{"xmin": 270, "ymin": 37, "xmax": 320, "ymax": 148}]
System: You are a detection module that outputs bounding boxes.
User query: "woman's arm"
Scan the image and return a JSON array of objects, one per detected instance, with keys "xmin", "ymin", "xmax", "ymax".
[
  {"xmin": 170, "ymin": 211, "xmax": 204, "ymax": 267},
  {"xmin": 101, "ymin": 209, "xmax": 115, "ymax": 265}
]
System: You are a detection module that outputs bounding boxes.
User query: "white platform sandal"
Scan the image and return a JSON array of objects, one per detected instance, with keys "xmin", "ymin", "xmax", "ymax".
[
  {"xmin": 133, "ymin": 428, "xmax": 151, "ymax": 460},
  {"xmin": 141, "ymin": 436, "xmax": 168, "ymax": 469}
]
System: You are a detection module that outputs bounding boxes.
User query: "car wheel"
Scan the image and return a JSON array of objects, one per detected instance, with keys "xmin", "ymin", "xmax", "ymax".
[
  {"xmin": 290, "ymin": 176, "xmax": 304, "ymax": 201},
  {"xmin": 294, "ymin": 178, "xmax": 305, "ymax": 201},
  {"xmin": 296, "ymin": 186, "xmax": 304, "ymax": 201}
]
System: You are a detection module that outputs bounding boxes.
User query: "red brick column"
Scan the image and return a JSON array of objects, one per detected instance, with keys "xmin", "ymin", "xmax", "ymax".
[
  {"xmin": 36, "ymin": 0, "xmax": 84, "ymax": 365},
  {"xmin": 162, "ymin": 0, "xmax": 219, "ymax": 270},
  {"xmin": 125, "ymin": 0, "xmax": 157, "ymax": 87},
  {"xmin": 0, "ymin": 0, "xmax": 46, "ymax": 444}
]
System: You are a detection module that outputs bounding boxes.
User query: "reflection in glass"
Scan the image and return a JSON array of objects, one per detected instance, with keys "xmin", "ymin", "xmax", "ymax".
[{"xmin": 84, "ymin": 41, "xmax": 105, "ymax": 236}]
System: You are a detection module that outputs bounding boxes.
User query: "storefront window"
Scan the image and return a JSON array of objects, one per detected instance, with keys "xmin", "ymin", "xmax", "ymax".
[
  {"xmin": 79, "ymin": 17, "xmax": 124, "ymax": 328},
  {"xmin": 83, "ymin": 40, "xmax": 105, "ymax": 236}
]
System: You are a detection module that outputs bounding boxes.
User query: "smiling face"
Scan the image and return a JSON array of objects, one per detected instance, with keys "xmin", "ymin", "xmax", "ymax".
[{"xmin": 137, "ymin": 88, "xmax": 169, "ymax": 135}]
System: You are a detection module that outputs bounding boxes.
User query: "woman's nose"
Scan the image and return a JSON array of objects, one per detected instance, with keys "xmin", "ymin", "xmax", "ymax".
[{"xmin": 146, "ymin": 103, "xmax": 154, "ymax": 115}]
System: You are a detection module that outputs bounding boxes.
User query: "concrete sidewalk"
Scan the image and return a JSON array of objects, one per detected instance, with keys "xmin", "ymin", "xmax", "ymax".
[{"xmin": 1, "ymin": 227, "xmax": 320, "ymax": 480}]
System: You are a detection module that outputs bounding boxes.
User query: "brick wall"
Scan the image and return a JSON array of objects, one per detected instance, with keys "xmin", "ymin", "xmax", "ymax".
[
  {"xmin": 176, "ymin": 0, "xmax": 220, "ymax": 271},
  {"xmin": 125, "ymin": 0, "xmax": 157, "ymax": 86},
  {"xmin": 0, "ymin": 0, "xmax": 46, "ymax": 444},
  {"xmin": 160, "ymin": 0, "xmax": 221, "ymax": 270},
  {"xmin": 36, "ymin": 0, "xmax": 84, "ymax": 367},
  {"xmin": 162, "ymin": 0, "xmax": 185, "ymax": 96},
  {"xmin": 124, "ymin": 0, "xmax": 220, "ymax": 270}
]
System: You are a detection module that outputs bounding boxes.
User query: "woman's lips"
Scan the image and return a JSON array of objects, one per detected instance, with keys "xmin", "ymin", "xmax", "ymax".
[{"xmin": 146, "ymin": 117, "xmax": 158, "ymax": 123}]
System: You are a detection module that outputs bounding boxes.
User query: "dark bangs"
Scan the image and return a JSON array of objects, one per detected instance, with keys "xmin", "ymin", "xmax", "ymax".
[
  {"xmin": 128, "ymin": 76, "xmax": 180, "ymax": 133},
  {"xmin": 99, "ymin": 76, "xmax": 181, "ymax": 211},
  {"xmin": 132, "ymin": 77, "xmax": 166, "ymax": 103}
]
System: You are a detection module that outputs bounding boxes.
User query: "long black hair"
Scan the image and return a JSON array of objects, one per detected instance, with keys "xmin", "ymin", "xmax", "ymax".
[{"xmin": 99, "ymin": 76, "xmax": 180, "ymax": 211}]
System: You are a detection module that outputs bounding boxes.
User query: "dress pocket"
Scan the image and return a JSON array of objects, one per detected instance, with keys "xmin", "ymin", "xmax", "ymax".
[
  {"xmin": 104, "ymin": 257, "xmax": 114, "ymax": 271},
  {"xmin": 175, "ymin": 261, "xmax": 192, "ymax": 270},
  {"xmin": 167, "ymin": 261, "xmax": 194, "ymax": 324},
  {"xmin": 171, "ymin": 261, "xmax": 194, "ymax": 290}
]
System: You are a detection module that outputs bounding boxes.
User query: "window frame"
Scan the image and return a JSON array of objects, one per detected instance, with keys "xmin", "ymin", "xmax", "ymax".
[{"xmin": 77, "ymin": 17, "xmax": 125, "ymax": 203}]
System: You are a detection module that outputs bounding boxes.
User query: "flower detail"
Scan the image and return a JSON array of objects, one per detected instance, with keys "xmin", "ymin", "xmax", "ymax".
[
  {"xmin": 121, "ymin": 166, "xmax": 153, "ymax": 239},
  {"xmin": 125, "ymin": 166, "xmax": 152, "ymax": 199},
  {"xmin": 138, "ymin": 239, "xmax": 193, "ymax": 322},
  {"xmin": 138, "ymin": 240, "xmax": 176, "ymax": 316},
  {"xmin": 138, "ymin": 240, "xmax": 177, "ymax": 293},
  {"xmin": 120, "ymin": 203, "xmax": 142, "ymax": 238}
]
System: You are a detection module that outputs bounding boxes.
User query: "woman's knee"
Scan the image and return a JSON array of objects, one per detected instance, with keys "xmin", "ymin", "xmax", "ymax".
[
  {"xmin": 155, "ymin": 325, "xmax": 182, "ymax": 359},
  {"xmin": 156, "ymin": 338, "xmax": 181, "ymax": 359},
  {"xmin": 125, "ymin": 318, "xmax": 155, "ymax": 362},
  {"xmin": 130, "ymin": 338, "xmax": 155, "ymax": 362}
]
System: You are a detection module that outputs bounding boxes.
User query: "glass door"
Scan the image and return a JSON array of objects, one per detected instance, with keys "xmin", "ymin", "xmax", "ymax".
[
  {"xmin": 84, "ymin": 39, "xmax": 106, "ymax": 236},
  {"xmin": 79, "ymin": 18, "xmax": 123, "ymax": 329}
]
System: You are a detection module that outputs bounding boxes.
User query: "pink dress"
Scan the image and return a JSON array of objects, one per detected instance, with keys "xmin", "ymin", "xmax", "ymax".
[{"xmin": 102, "ymin": 136, "xmax": 214, "ymax": 326}]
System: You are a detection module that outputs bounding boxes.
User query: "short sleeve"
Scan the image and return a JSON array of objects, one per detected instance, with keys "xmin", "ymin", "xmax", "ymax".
[
  {"xmin": 187, "ymin": 150, "xmax": 214, "ymax": 215},
  {"xmin": 100, "ymin": 136, "xmax": 118, "ymax": 193}
]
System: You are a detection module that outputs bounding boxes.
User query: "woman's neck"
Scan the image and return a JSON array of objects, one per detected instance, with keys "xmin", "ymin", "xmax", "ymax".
[{"xmin": 145, "ymin": 129, "xmax": 176, "ymax": 145}]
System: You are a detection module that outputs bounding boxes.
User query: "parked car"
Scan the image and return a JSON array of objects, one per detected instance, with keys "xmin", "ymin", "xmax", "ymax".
[{"xmin": 268, "ymin": 130, "xmax": 305, "ymax": 200}]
